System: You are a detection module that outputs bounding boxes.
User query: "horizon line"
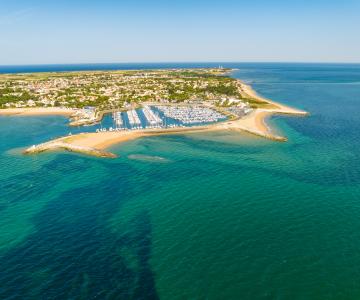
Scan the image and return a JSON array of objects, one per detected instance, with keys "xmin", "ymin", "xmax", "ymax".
[{"xmin": 1, "ymin": 61, "xmax": 360, "ymax": 67}]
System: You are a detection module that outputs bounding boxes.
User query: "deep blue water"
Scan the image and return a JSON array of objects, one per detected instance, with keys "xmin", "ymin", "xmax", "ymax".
[
  {"xmin": 0, "ymin": 62, "xmax": 359, "ymax": 75},
  {"xmin": 1, "ymin": 63, "xmax": 360, "ymax": 299}
]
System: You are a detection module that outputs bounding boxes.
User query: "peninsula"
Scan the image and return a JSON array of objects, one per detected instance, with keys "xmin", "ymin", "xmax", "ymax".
[{"xmin": 0, "ymin": 68, "xmax": 307, "ymax": 157}]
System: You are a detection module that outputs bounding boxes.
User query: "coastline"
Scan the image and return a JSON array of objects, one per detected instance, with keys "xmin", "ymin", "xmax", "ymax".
[
  {"xmin": 239, "ymin": 80, "xmax": 308, "ymax": 115},
  {"xmin": 0, "ymin": 107, "xmax": 77, "ymax": 116},
  {"xmin": 10, "ymin": 80, "xmax": 308, "ymax": 158}
]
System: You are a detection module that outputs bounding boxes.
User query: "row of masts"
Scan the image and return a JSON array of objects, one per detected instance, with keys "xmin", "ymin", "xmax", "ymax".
[
  {"xmin": 142, "ymin": 105, "xmax": 162, "ymax": 125},
  {"xmin": 108, "ymin": 106, "xmax": 226, "ymax": 132},
  {"xmin": 154, "ymin": 105, "xmax": 225, "ymax": 124},
  {"xmin": 112, "ymin": 112, "xmax": 123, "ymax": 127},
  {"xmin": 112, "ymin": 107, "xmax": 164, "ymax": 129},
  {"xmin": 127, "ymin": 109, "xmax": 141, "ymax": 127}
]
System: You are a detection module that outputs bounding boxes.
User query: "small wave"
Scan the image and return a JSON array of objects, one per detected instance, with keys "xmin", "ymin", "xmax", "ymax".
[{"xmin": 128, "ymin": 154, "xmax": 170, "ymax": 163}]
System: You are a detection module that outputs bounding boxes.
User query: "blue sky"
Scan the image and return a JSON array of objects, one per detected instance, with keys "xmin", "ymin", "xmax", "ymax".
[{"xmin": 0, "ymin": 0, "xmax": 359, "ymax": 64}]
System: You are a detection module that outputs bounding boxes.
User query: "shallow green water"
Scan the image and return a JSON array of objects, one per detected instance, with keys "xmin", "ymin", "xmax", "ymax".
[{"xmin": 1, "ymin": 64, "xmax": 360, "ymax": 299}]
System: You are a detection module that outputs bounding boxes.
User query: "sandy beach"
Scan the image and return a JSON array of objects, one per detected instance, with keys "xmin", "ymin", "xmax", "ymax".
[
  {"xmin": 35, "ymin": 127, "xmax": 210, "ymax": 152},
  {"xmin": 0, "ymin": 107, "xmax": 76, "ymax": 116},
  {"xmin": 239, "ymin": 81, "xmax": 307, "ymax": 115},
  {"xmin": 63, "ymin": 131, "xmax": 146, "ymax": 150}
]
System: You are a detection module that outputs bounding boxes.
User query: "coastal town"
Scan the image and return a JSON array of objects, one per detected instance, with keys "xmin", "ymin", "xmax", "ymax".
[
  {"xmin": 0, "ymin": 68, "xmax": 267, "ymax": 108},
  {"xmin": 0, "ymin": 68, "xmax": 269, "ymax": 126}
]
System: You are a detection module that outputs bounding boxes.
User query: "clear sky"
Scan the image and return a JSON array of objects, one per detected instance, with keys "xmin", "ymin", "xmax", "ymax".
[{"xmin": 0, "ymin": 0, "xmax": 359, "ymax": 64}]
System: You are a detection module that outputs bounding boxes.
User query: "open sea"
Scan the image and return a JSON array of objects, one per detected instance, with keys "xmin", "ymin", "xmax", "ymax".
[{"xmin": 1, "ymin": 63, "xmax": 360, "ymax": 299}]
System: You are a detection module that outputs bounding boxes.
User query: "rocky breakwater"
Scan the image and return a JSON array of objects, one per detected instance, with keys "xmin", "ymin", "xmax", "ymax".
[{"xmin": 24, "ymin": 139, "xmax": 117, "ymax": 158}]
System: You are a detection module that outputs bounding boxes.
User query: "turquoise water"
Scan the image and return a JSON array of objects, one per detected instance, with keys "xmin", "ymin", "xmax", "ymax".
[{"xmin": 1, "ymin": 63, "xmax": 360, "ymax": 299}]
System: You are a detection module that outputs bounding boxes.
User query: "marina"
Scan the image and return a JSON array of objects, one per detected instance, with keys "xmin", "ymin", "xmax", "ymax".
[
  {"xmin": 112, "ymin": 112, "xmax": 123, "ymax": 128},
  {"xmin": 127, "ymin": 110, "xmax": 142, "ymax": 128},
  {"xmin": 154, "ymin": 105, "xmax": 226, "ymax": 125},
  {"xmin": 94, "ymin": 105, "xmax": 230, "ymax": 133},
  {"xmin": 142, "ymin": 105, "xmax": 163, "ymax": 127}
]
